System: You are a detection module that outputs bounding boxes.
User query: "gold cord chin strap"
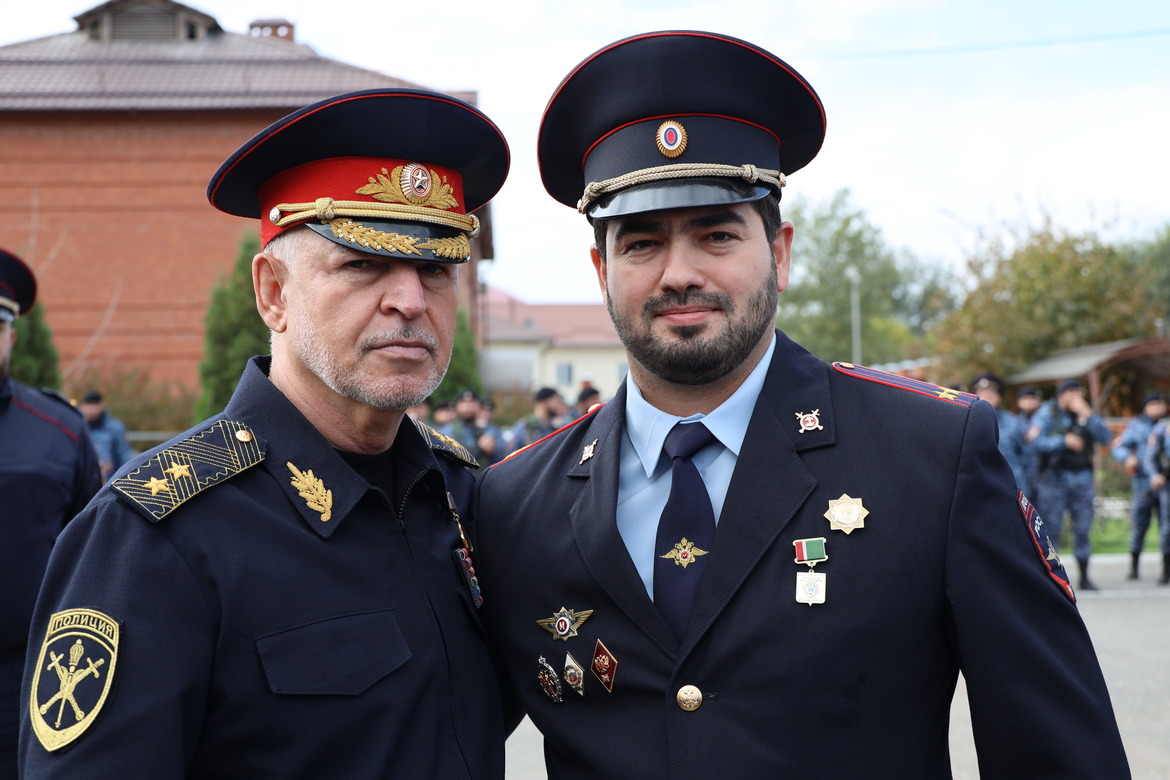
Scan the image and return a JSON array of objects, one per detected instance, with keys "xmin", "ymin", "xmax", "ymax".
[
  {"xmin": 270, "ymin": 197, "xmax": 481, "ymax": 238},
  {"xmin": 577, "ymin": 163, "xmax": 786, "ymax": 214}
]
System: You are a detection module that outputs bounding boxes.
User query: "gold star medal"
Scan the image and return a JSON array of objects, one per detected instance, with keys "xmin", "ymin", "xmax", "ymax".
[{"xmin": 824, "ymin": 494, "xmax": 869, "ymax": 534}]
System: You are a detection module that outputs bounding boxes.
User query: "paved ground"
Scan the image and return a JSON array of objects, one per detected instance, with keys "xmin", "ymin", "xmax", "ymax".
[{"xmin": 505, "ymin": 552, "xmax": 1169, "ymax": 779}]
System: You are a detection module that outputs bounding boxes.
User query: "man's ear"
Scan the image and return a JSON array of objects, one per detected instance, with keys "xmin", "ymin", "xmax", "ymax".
[
  {"xmin": 590, "ymin": 244, "xmax": 608, "ymax": 304},
  {"xmin": 772, "ymin": 221, "xmax": 795, "ymax": 293},
  {"xmin": 253, "ymin": 251, "xmax": 289, "ymax": 333}
]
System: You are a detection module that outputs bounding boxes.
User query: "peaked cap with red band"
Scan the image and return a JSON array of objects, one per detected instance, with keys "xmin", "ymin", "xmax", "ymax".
[
  {"xmin": 0, "ymin": 248, "xmax": 37, "ymax": 323},
  {"xmin": 537, "ymin": 31, "xmax": 825, "ymax": 219},
  {"xmin": 208, "ymin": 88, "xmax": 509, "ymax": 263}
]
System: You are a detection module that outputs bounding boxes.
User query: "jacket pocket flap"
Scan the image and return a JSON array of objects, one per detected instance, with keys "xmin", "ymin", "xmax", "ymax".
[{"xmin": 257, "ymin": 610, "xmax": 411, "ymax": 695}]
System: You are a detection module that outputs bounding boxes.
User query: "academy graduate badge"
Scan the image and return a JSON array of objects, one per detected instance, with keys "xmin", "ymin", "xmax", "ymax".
[{"xmin": 29, "ymin": 609, "xmax": 119, "ymax": 751}]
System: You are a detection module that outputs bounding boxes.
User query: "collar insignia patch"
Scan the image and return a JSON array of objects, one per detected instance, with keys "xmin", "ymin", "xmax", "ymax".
[
  {"xmin": 287, "ymin": 462, "xmax": 333, "ymax": 522},
  {"xmin": 29, "ymin": 609, "xmax": 119, "ymax": 752}
]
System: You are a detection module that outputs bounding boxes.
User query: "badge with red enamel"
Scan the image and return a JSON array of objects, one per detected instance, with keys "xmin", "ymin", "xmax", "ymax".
[
  {"xmin": 537, "ymin": 656, "xmax": 563, "ymax": 703},
  {"xmin": 590, "ymin": 639, "xmax": 618, "ymax": 693}
]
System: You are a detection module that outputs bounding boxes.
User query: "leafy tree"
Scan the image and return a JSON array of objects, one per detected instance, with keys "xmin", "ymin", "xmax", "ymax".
[
  {"xmin": 193, "ymin": 232, "xmax": 269, "ymax": 421},
  {"xmin": 9, "ymin": 302, "xmax": 61, "ymax": 389},
  {"xmin": 434, "ymin": 307, "xmax": 482, "ymax": 403},
  {"xmin": 777, "ymin": 189, "xmax": 955, "ymax": 364},
  {"xmin": 934, "ymin": 218, "xmax": 1156, "ymax": 386},
  {"xmin": 1122, "ymin": 225, "xmax": 1170, "ymax": 330}
]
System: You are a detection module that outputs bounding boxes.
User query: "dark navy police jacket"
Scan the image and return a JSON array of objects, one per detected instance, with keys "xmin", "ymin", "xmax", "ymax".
[
  {"xmin": 474, "ymin": 330, "xmax": 1130, "ymax": 779},
  {"xmin": 20, "ymin": 357, "xmax": 506, "ymax": 779}
]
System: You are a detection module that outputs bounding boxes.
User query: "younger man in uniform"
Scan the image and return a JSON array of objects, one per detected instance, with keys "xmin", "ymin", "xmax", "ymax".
[{"xmin": 473, "ymin": 31, "xmax": 1128, "ymax": 778}]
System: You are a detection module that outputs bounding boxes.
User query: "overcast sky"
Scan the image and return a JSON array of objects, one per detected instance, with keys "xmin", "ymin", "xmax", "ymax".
[{"xmin": 5, "ymin": 0, "xmax": 1169, "ymax": 303}]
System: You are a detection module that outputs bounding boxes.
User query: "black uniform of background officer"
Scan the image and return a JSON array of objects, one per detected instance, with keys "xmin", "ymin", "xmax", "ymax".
[
  {"xmin": 473, "ymin": 31, "xmax": 1130, "ymax": 779},
  {"xmin": 0, "ymin": 249, "xmax": 100, "ymax": 780},
  {"xmin": 19, "ymin": 89, "xmax": 510, "ymax": 779}
]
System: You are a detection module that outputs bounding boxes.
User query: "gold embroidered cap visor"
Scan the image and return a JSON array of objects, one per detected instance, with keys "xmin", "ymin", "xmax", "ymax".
[
  {"xmin": 536, "ymin": 30, "xmax": 825, "ymax": 219},
  {"xmin": 207, "ymin": 88, "xmax": 510, "ymax": 263},
  {"xmin": 0, "ymin": 247, "xmax": 37, "ymax": 321}
]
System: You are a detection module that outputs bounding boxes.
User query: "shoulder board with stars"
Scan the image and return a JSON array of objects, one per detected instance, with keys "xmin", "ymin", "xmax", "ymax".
[
  {"xmin": 411, "ymin": 418, "xmax": 478, "ymax": 468},
  {"xmin": 832, "ymin": 362, "xmax": 977, "ymax": 408},
  {"xmin": 111, "ymin": 420, "xmax": 265, "ymax": 523},
  {"xmin": 494, "ymin": 403, "xmax": 603, "ymax": 467}
]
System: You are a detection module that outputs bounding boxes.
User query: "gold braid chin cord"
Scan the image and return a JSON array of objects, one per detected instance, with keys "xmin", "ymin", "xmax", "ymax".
[
  {"xmin": 577, "ymin": 163, "xmax": 786, "ymax": 214},
  {"xmin": 271, "ymin": 197, "xmax": 481, "ymax": 238}
]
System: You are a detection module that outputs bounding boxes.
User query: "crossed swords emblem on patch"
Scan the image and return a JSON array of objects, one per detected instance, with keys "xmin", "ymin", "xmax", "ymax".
[
  {"xmin": 40, "ymin": 639, "xmax": 105, "ymax": 727},
  {"xmin": 30, "ymin": 608, "xmax": 119, "ymax": 752}
]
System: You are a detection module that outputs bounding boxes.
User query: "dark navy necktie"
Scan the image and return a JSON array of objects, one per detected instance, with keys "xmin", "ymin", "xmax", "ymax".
[{"xmin": 653, "ymin": 421, "xmax": 717, "ymax": 639}]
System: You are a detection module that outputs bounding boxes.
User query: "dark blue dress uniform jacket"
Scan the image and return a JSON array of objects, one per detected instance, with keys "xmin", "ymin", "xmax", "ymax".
[
  {"xmin": 473, "ymin": 330, "xmax": 1129, "ymax": 779},
  {"xmin": 19, "ymin": 357, "xmax": 506, "ymax": 779},
  {"xmin": 1, "ymin": 378, "xmax": 100, "ymax": 770}
]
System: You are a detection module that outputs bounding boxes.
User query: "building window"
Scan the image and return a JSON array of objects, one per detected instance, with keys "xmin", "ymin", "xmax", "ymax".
[{"xmin": 556, "ymin": 363, "xmax": 573, "ymax": 387}]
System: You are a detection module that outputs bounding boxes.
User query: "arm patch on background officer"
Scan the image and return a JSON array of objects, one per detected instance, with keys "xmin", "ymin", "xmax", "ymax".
[
  {"xmin": 832, "ymin": 362, "xmax": 977, "ymax": 408},
  {"xmin": 111, "ymin": 420, "xmax": 265, "ymax": 522},
  {"xmin": 1017, "ymin": 492, "xmax": 1076, "ymax": 603},
  {"xmin": 412, "ymin": 418, "xmax": 478, "ymax": 468}
]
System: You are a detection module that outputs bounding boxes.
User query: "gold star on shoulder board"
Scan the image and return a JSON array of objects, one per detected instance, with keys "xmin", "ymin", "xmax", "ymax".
[
  {"xmin": 163, "ymin": 461, "xmax": 193, "ymax": 479},
  {"xmin": 144, "ymin": 476, "xmax": 170, "ymax": 496}
]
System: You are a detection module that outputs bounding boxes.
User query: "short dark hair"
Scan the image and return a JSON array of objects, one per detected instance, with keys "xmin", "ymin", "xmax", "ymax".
[{"xmin": 592, "ymin": 191, "xmax": 782, "ymax": 261}]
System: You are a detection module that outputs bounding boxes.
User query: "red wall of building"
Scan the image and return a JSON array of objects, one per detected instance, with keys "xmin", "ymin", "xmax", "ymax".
[{"xmin": 0, "ymin": 109, "xmax": 287, "ymax": 390}]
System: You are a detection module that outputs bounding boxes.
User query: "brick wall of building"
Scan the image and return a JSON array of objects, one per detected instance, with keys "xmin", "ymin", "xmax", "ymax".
[{"xmin": 0, "ymin": 109, "xmax": 288, "ymax": 390}]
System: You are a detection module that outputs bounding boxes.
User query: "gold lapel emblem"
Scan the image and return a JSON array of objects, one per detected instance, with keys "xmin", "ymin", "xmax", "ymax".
[
  {"xmin": 29, "ymin": 609, "xmax": 119, "ymax": 751},
  {"xmin": 536, "ymin": 606, "xmax": 594, "ymax": 641},
  {"xmin": 824, "ymin": 494, "xmax": 869, "ymax": 534},
  {"xmin": 287, "ymin": 462, "xmax": 333, "ymax": 522},
  {"xmin": 659, "ymin": 537, "xmax": 709, "ymax": 568},
  {"xmin": 580, "ymin": 439, "xmax": 599, "ymax": 464}
]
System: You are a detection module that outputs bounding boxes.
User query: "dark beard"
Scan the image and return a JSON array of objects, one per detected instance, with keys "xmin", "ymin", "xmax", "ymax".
[{"xmin": 608, "ymin": 278, "xmax": 777, "ymax": 386}]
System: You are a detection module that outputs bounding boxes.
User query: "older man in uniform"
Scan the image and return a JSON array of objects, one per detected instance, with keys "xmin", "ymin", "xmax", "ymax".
[
  {"xmin": 0, "ymin": 251, "xmax": 100, "ymax": 780},
  {"xmin": 473, "ymin": 31, "xmax": 1129, "ymax": 778},
  {"xmin": 20, "ymin": 89, "xmax": 510, "ymax": 778}
]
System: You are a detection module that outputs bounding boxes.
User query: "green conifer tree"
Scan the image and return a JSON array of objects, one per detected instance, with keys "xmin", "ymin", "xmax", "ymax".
[
  {"xmin": 193, "ymin": 232, "xmax": 270, "ymax": 421},
  {"xmin": 9, "ymin": 302, "xmax": 62, "ymax": 389},
  {"xmin": 434, "ymin": 307, "xmax": 482, "ymax": 402}
]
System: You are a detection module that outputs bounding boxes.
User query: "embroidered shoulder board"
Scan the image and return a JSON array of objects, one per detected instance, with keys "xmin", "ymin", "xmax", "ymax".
[
  {"xmin": 412, "ymin": 418, "xmax": 478, "ymax": 468},
  {"xmin": 111, "ymin": 420, "xmax": 265, "ymax": 523},
  {"xmin": 1017, "ymin": 491, "xmax": 1075, "ymax": 603},
  {"xmin": 832, "ymin": 362, "xmax": 977, "ymax": 408},
  {"xmin": 39, "ymin": 387, "xmax": 84, "ymax": 416},
  {"xmin": 495, "ymin": 404, "xmax": 602, "ymax": 467}
]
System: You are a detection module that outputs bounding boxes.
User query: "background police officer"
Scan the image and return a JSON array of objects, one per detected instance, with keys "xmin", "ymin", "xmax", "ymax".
[
  {"xmin": 1111, "ymin": 391, "xmax": 1167, "ymax": 580},
  {"xmin": 19, "ymin": 89, "xmax": 511, "ymax": 779},
  {"xmin": 1028, "ymin": 377, "xmax": 1114, "ymax": 590},
  {"xmin": 0, "ymin": 249, "xmax": 100, "ymax": 780}
]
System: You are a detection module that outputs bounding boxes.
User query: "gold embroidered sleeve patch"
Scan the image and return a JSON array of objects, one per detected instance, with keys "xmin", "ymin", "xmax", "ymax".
[
  {"xmin": 29, "ymin": 609, "xmax": 120, "ymax": 752},
  {"xmin": 111, "ymin": 420, "xmax": 266, "ymax": 522}
]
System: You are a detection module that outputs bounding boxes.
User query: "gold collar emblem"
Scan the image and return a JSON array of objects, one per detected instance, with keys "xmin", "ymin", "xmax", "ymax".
[{"xmin": 287, "ymin": 462, "xmax": 333, "ymax": 522}]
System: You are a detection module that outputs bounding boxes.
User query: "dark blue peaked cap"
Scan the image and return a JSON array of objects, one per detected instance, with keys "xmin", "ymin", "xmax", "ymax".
[
  {"xmin": 538, "ymin": 31, "xmax": 826, "ymax": 219},
  {"xmin": 0, "ymin": 248, "xmax": 37, "ymax": 322},
  {"xmin": 207, "ymin": 89, "xmax": 509, "ymax": 262}
]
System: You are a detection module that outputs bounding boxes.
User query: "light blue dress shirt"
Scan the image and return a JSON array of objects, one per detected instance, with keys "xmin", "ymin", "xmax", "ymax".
[{"xmin": 617, "ymin": 333, "xmax": 777, "ymax": 598}]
